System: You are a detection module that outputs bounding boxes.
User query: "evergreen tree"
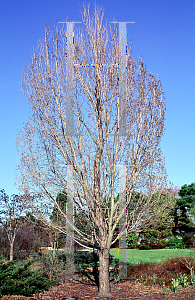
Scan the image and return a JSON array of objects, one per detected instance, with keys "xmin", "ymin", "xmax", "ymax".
[
  {"xmin": 173, "ymin": 183, "xmax": 195, "ymax": 234},
  {"xmin": 138, "ymin": 193, "xmax": 176, "ymax": 249}
]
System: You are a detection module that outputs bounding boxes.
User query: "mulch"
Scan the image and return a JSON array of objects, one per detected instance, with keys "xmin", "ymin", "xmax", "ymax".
[{"xmin": 2, "ymin": 278, "xmax": 195, "ymax": 300}]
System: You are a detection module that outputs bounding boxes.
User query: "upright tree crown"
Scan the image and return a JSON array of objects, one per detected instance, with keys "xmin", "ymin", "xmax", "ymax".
[{"xmin": 16, "ymin": 3, "xmax": 169, "ymax": 296}]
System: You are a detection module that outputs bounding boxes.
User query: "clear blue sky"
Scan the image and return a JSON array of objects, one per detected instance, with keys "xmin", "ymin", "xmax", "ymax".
[{"xmin": 0, "ymin": 0, "xmax": 195, "ymax": 196}]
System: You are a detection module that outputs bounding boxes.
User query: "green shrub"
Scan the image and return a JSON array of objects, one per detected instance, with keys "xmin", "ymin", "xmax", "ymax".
[
  {"xmin": 126, "ymin": 233, "xmax": 139, "ymax": 249},
  {"xmin": 138, "ymin": 243, "xmax": 151, "ymax": 250},
  {"xmin": 0, "ymin": 259, "xmax": 57, "ymax": 298},
  {"xmin": 138, "ymin": 230, "xmax": 171, "ymax": 250},
  {"xmin": 167, "ymin": 236, "xmax": 186, "ymax": 249}
]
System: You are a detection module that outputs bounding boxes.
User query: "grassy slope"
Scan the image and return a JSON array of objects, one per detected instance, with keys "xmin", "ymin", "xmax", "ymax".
[{"xmin": 109, "ymin": 248, "xmax": 195, "ymax": 265}]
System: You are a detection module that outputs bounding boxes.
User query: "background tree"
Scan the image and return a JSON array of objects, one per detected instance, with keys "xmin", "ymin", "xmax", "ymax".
[
  {"xmin": 12, "ymin": 223, "xmax": 39, "ymax": 260},
  {"xmin": 50, "ymin": 190, "xmax": 67, "ymax": 249},
  {"xmin": 0, "ymin": 190, "xmax": 27, "ymax": 261},
  {"xmin": 26, "ymin": 212, "xmax": 52, "ymax": 248},
  {"xmin": 50, "ymin": 189, "xmax": 93, "ymax": 249},
  {"xmin": 137, "ymin": 193, "xmax": 176, "ymax": 249},
  {"xmin": 16, "ymin": 4, "xmax": 168, "ymax": 297},
  {"xmin": 173, "ymin": 183, "xmax": 195, "ymax": 234},
  {"xmin": 0, "ymin": 225, "xmax": 9, "ymax": 259},
  {"xmin": 178, "ymin": 183, "xmax": 195, "ymax": 209}
]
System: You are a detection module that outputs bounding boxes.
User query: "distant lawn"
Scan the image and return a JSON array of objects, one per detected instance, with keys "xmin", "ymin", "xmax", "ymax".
[{"xmin": 109, "ymin": 248, "xmax": 195, "ymax": 265}]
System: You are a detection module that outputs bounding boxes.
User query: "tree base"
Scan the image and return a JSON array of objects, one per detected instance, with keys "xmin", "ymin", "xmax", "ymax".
[{"xmin": 97, "ymin": 292, "xmax": 112, "ymax": 298}]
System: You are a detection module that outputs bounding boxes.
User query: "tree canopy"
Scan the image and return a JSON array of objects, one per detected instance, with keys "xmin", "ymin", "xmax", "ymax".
[
  {"xmin": 173, "ymin": 183, "xmax": 195, "ymax": 233},
  {"xmin": 178, "ymin": 183, "xmax": 195, "ymax": 211},
  {"xmin": 16, "ymin": 3, "xmax": 169, "ymax": 296}
]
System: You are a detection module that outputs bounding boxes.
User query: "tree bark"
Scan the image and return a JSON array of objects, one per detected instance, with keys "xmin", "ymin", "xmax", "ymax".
[
  {"xmin": 98, "ymin": 248, "xmax": 112, "ymax": 297},
  {"xmin": 10, "ymin": 240, "xmax": 14, "ymax": 261}
]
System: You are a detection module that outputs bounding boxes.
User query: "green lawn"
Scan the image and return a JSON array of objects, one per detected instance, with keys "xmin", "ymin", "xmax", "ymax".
[{"xmin": 109, "ymin": 248, "xmax": 195, "ymax": 265}]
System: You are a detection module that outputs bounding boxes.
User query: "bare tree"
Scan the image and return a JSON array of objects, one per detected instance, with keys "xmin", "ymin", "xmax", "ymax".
[
  {"xmin": 0, "ymin": 190, "xmax": 27, "ymax": 261},
  {"xmin": 16, "ymin": 4, "xmax": 169, "ymax": 296}
]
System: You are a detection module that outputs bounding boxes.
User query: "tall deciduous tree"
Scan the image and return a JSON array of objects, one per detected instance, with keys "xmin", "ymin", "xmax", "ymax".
[{"xmin": 16, "ymin": 4, "xmax": 168, "ymax": 296}]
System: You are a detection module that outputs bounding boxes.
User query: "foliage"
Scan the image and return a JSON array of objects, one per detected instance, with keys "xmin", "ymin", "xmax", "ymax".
[
  {"xmin": 138, "ymin": 223, "xmax": 173, "ymax": 250},
  {"xmin": 0, "ymin": 259, "xmax": 57, "ymax": 298},
  {"xmin": 178, "ymin": 183, "xmax": 195, "ymax": 210},
  {"xmin": 126, "ymin": 233, "xmax": 139, "ymax": 249},
  {"xmin": 173, "ymin": 207, "xmax": 195, "ymax": 234},
  {"xmin": 73, "ymin": 251, "xmax": 119, "ymax": 283},
  {"xmin": 50, "ymin": 190, "xmax": 93, "ymax": 249},
  {"xmin": 50, "ymin": 190, "xmax": 67, "ymax": 225},
  {"xmin": 74, "ymin": 210, "xmax": 93, "ymax": 238},
  {"xmin": 176, "ymin": 272, "xmax": 188, "ymax": 288},
  {"xmin": 173, "ymin": 183, "xmax": 195, "ymax": 234},
  {"xmin": 167, "ymin": 235, "xmax": 186, "ymax": 249},
  {"xmin": 163, "ymin": 273, "xmax": 188, "ymax": 294},
  {"xmin": 138, "ymin": 220, "xmax": 173, "ymax": 250},
  {"xmin": 134, "ymin": 193, "xmax": 176, "ymax": 250}
]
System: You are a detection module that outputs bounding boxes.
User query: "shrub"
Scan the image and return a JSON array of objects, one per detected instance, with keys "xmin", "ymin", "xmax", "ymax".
[
  {"xmin": 0, "ymin": 259, "xmax": 57, "ymax": 298},
  {"xmin": 126, "ymin": 233, "xmax": 139, "ymax": 249},
  {"xmin": 35, "ymin": 250, "xmax": 67, "ymax": 281},
  {"xmin": 138, "ymin": 242, "xmax": 151, "ymax": 250},
  {"xmin": 167, "ymin": 236, "xmax": 186, "ymax": 249},
  {"xmin": 183, "ymin": 232, "xmax": 195, "ymax": 248},
  {"xmin": 138, "ymin": 229, "xmax": 172, "ymax": 250}
]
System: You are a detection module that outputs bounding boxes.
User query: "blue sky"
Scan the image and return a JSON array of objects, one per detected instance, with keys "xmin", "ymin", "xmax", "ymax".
[{"xmin": 0, "ymin": 0, "xmax": 195, "ymax": 196}]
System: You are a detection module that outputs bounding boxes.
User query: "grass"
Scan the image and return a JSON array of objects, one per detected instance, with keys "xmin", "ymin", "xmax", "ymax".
[
  {"xmin": 28, "ymin": 249, "xmax": 195, "ymax": 287},
  {"xmin": 109, "ymin": 249, "xmax": 195, "ymax": 289},
  {"xmin": 109, "ymin": 248, "xmax": 195, "ymax": 265}
]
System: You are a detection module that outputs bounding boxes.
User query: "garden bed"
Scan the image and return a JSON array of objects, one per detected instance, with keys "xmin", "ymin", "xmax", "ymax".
[
  {"xmin": 2, "ymin": 249, "xmax": 195, "ymax": 299},
  {"xmin": 2, "ymin": 278, "xmax": 195, "ymax": 299}
]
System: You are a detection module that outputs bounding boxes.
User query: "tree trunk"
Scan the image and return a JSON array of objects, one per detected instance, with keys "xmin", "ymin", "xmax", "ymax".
[
  {"xmin": 10, "ymin": 241, "xmax": 14, "ymax": 261},
  {"xmin": 98, "ymin": 248, "xmax": 112, "ymax": 297}
]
